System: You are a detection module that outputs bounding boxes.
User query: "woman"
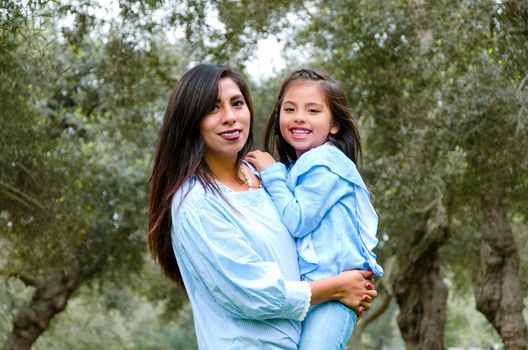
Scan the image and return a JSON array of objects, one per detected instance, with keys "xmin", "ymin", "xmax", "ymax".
[{"xmin": 148, "ymin": 64, "xmax": 377, "ymax": 349}]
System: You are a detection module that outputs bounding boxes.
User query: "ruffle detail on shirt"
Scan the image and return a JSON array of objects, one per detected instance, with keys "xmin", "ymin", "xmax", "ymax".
[
  {"xmin": 296, "ymin": 236, "xmax": 319, "ymax": 277},
  {"xmin": 289, "ymin": 144, "xmax": 368, "ymax": 192},
  {"xmin": 292, "ymin": 144, "xmax": 382, "ymax": 275}
]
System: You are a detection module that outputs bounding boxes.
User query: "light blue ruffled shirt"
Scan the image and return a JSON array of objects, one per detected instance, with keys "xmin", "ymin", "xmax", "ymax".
[
  {"xmin": 171, "ymin": 178, "xmax": 311, "ymax": 350},
  {"xmin": 260, "ymin": 143, "xmax": 383, "ymax": 281}
]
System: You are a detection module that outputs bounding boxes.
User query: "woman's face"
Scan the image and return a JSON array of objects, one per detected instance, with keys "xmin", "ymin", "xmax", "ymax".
[{"xmin": 200, "ymin": 78, "xmax": 251, "ymax": 161}]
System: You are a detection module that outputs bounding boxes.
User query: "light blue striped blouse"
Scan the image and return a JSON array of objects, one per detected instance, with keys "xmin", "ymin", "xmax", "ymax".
[
  {"xmin": 171, "ymin": 178, "xmax": 311, "ymax": 350},
  {"xmin": 259, "ymin": 143, "xmax": 384, "ymax": 282}
]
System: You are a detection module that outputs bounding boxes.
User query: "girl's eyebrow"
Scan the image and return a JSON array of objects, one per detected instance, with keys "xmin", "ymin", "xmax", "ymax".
[
  {"xmin": 282, "ymin": 100, "xmax": 297, "ymax": 105},
  {"xmin": 283, "ymin": 100, "xmax": 323, "ymax": 108},
  {"xmin": 306, "ymin": 102, "xmax": 323, "ymax": 108}
]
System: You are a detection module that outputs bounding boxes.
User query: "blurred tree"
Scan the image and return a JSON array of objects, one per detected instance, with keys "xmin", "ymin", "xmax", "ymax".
[{"xmin": 0, "ymin": 1, "xmax": 184, "ymax": 348}]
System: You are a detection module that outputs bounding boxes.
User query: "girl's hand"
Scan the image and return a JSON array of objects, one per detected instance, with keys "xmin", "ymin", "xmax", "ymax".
[{"xmin": 246, "ymin": 150, "xmax": 277, "ymax": 172}]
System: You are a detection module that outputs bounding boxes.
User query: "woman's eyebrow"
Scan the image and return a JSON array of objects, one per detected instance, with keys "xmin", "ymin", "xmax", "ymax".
[{"xmin": 230, "ymin": 94, "xmax": 244, "ymax": 102}]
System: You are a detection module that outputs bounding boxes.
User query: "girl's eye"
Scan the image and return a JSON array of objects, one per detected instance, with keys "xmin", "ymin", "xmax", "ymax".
[
  {"xmin": 284, "ymin": 107, "xmax": 295, "ymax": 112},
  {"xmin": 308, "ymin": 109, "xmax": 320, "ymax": 113}
]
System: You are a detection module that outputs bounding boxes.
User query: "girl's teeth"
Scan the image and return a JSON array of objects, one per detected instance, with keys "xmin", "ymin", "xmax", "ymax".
[{"xmin": 292, "ymin": 129, "xmax": 309, "ymax": 134}]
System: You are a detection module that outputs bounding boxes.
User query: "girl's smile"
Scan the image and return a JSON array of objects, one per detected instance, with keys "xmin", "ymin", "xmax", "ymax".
[
  {"xmin": 279, "ymin": 80, "xmax": 339, "ymax": 158},
  {"xmin": 290, "ymin": 126, "xmax": 312, "ymax": 140}
]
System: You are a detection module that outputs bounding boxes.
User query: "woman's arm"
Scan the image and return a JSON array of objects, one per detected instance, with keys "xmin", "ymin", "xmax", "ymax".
[{"xmin": 174, "ymin": 205, "xmax": 311, "ymax": 321}]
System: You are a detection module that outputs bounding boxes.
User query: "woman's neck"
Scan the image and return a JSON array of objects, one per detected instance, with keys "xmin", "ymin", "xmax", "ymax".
[{"xmin": 204, "ymin": 154, "xmax": 240, "ymax": 187}]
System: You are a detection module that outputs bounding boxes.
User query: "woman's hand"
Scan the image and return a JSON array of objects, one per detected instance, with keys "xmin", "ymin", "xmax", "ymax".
[
  {"xmin": 308, "ymin": 270, "xmax": 376, "ymax": 316},
  {"xmin": 246, "ymin": 150, "xmax": 276, "ymax": 172},
  {"xmin": 334, "ymin": 270, "xmax": 377, "ymax": 316}
]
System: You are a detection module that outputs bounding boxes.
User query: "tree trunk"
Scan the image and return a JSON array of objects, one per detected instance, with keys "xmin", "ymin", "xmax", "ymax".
[
  {"xmin": 2, "ymin": 270, "xmax": 80, "ymax": 350},
  {"xmin": 2, "ymin": 256, "xmax": 107, "ymax": 350},
  {"xmin": 393, "ymin": 204, "xmax": 449, "ymax": 350},
  {"xmin": 474, "ymin": 184, "xmax": 528, "ymax": 350}
]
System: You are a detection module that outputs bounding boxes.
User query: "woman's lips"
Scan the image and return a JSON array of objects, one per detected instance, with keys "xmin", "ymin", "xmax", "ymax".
[{"xmin": 219, "ymin": 129, "xmax": 241, "ymax": 140}]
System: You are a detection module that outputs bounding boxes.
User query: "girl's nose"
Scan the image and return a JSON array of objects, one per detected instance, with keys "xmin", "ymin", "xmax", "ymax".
[{"xmin": 293, "ymin": 112, "xmax": 305, "ymax": 123}]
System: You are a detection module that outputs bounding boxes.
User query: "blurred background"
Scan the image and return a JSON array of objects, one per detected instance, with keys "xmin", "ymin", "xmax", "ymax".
[{"xmin": 1, "ymin": 0, "xmax": 527, "ymax": 349}]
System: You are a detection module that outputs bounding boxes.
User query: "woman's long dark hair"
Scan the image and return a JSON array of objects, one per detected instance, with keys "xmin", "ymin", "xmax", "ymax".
[
  {"xmin": 148, "ymin": 64, "xmax": 254, "ymax": 286},
  {"xmin": 264, "ymin": 68, "xmax": 362, "ymax": 165}
]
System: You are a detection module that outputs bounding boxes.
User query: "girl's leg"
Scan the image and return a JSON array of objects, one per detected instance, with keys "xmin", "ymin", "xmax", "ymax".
[{"xmin": 299, "ymin": 301, "xmax": 357, "ymax": 350}]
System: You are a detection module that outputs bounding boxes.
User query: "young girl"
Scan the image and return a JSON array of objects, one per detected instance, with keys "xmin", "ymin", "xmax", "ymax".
[{"xmin": 247, "ymin": 68, "xmax": 383, "ymax": 350}]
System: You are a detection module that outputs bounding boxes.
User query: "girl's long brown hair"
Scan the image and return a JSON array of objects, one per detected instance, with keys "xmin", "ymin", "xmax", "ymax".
[
  {"xmin": 148, "ymin": 64, "xmax": 254, "ymax": 286},
  {"xmin": 264, "ymin": 68, "xmax": 362, "ymax": 165}
]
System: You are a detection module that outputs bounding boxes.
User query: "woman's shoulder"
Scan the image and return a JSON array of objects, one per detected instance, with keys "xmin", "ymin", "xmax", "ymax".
[{"xmin": 171, "ymin": 178, "xmax": 208, "ymax": 216}]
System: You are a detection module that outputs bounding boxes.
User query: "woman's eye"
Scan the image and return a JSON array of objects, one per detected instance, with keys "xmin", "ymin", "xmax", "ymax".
[{"xmin": 233, "ymin": 100, "xmax": 245, "ymax": 108}]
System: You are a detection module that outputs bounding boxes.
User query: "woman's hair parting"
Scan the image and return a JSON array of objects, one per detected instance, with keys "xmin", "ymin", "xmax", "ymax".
[
  {"xmin": 264, "ymin": 68, "xmax": 362, "ymax": 165},
  {"xmin": 148, "ymin": 64, "xmax": 254, "ymax": 286}
]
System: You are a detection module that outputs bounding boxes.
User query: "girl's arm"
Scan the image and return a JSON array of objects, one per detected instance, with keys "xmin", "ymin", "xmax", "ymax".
[
  {"xmin": 260, "ymin": 162, "xmax": 350, "ymax": 238},
  {"xmin": 247, "ymin": 149, "xmax": 352, "ymax": 238}
]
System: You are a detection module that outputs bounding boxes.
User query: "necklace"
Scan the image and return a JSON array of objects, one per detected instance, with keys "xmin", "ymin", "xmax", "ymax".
[
  {"xmin": 215, "ymin": 164, "xmax": 255, "ymax": 192},
  {"xmin": 239, "ymin": 164, "xmax": 254, "ymax": 188}
]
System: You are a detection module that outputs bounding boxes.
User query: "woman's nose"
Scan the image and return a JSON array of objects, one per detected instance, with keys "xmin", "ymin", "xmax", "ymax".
[{"xmin": 222, "ymin": 107, "xmax": 236, "ymax": 124}]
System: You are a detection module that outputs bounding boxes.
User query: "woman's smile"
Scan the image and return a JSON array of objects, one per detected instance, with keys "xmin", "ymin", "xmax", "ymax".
[{"xmin": 218, "ymin": 128, "xmax": 242, "ymax": 140}]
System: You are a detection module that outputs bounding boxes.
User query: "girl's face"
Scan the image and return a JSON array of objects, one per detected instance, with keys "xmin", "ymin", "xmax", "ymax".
[
  {"xmin": 279, "ymin": 80, "xmax": 338, "ymax": 158},
  {"xmin": 200, "ymin": 78, "xmax": 251, "ymax": 161}
]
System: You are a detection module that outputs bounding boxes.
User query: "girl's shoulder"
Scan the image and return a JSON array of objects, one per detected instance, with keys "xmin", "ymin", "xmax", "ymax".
[{"xmin": 291, "ymin": 144, "xmax": 367, "ymax": 190}]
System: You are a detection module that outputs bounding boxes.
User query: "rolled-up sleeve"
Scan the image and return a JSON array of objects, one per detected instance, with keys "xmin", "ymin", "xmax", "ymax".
[{"xmin": 173, "ymin": 206, "xmax": 311, "ymax": 321}]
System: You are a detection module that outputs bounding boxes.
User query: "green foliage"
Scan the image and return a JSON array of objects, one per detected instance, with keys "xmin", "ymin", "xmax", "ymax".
[
  {"xmin": 1, "ymin": 0, "xmax": 527, "ymax": 347},
  {"xmin": 444, "ymin": 290, "xmax": 501, "ymax": 347},
  {"xmin": 31, "ymin": 284, "xmax": 196, "ymax": 350},
  {"xmin": 0, "ymin": 0, "xmax": 193, "ymax": 345}
]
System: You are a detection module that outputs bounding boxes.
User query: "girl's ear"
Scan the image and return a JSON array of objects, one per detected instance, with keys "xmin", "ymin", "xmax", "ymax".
[{"xmin": 330, "ymin": 122, "xmax": 340, "ymax": 135}]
